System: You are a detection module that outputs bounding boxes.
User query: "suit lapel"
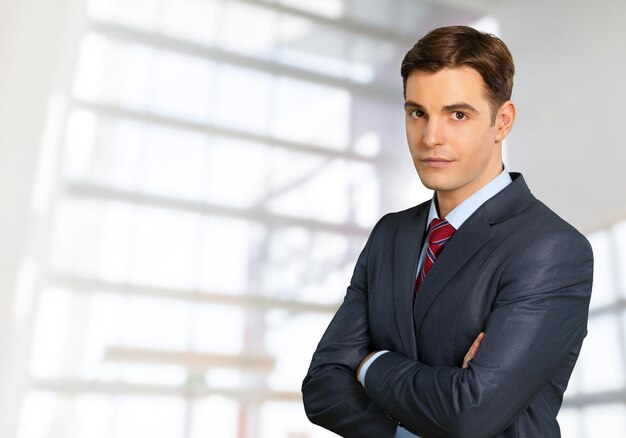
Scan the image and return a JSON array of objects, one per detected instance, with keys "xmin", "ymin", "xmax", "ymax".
[
  {"xmin": 392, "ymin": 172, "xmax": 533, "ymax": 354},
  {"xmin": 393, "ymin": 204, "xmax": 429, "ymax": 358},
  {"xmin": 413, "ymin": 206, "xmax": 493, "ymax": 338}
]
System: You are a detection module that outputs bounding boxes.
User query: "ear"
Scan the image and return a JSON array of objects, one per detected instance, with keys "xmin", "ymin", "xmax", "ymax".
[{"xmin": 494, "ymin": 100, "xmax": 516, "ymax": 142}]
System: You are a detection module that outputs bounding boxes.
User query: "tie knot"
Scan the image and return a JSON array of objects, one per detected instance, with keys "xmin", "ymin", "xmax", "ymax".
[{"xmin": 428, "ymin": 218, "xmax": 455, "ymax": 246}]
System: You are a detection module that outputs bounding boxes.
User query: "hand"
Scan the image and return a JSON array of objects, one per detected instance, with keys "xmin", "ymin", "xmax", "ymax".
[
  {"xmin": 356, "ymin": 351, "xmax": 380, "ymax": 384},
  {"xmin": 462, "ymin": 332, "xmax": 485, "ymax": 369}
]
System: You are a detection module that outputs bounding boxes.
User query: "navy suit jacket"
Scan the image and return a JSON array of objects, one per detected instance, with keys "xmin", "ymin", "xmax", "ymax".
[{"xmin": 302, "ymin": 172, "xmax": 594, "ymax": 438}]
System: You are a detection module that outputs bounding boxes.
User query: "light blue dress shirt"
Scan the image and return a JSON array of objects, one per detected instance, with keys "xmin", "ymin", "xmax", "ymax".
[{"xmin": 358, "ymin": 166, "xmax": 513, "ymax": 437}]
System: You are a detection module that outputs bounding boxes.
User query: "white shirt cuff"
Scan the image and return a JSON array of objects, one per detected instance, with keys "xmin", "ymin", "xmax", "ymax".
[
  {"xmin": 396, "ymin": 425, "xmax": 420, "ymax": 437},
  {"xmin": 358, "ymin": 350, "xmax": 389, "ymax": 386}
]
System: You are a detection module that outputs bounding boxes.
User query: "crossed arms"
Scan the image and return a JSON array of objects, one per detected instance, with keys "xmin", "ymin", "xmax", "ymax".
[
  {"xmin": 356, "ymin": 333, "xmax": 484, "ymax": 384},
  {"xmin": 302, "ymin": 220, "xmax": 593, "ymax": 438}
]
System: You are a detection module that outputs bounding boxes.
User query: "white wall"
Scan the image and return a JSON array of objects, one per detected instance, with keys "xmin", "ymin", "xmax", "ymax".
[
  {"xmin": 494, "ymin": 0, "xmax": 626, "ymax": 233},
  {"xmin": 0, "ymin": 0, "xmax": 83, "ymax": 434}
]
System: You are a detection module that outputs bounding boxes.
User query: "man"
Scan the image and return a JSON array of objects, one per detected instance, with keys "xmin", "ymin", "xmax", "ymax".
[{"xmin": 301, "ymin": 26, "xmax": 593, "ymax": 438}]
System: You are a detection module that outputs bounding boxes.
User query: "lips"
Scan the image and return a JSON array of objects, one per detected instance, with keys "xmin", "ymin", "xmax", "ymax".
[{"xmin": 422, "ymin": 158, "xmax": 453, "ymax": 168}]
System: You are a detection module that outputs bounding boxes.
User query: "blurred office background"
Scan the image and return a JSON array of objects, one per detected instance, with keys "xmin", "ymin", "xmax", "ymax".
[{"xmin": 1, "ymin": 0, "xmax": 625, "ymax": 437}]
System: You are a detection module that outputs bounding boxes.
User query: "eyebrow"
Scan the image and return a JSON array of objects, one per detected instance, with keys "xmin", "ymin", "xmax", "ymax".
[
  {"xmin": 404, "ymin": 100, "xmax": 480, "ymax": 114},
  {"xmin": 443, "ymin": 103, "xmax": 480, "ymax": 114}
]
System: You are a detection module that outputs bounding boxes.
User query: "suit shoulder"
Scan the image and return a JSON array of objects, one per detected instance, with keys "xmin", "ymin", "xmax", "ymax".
[
  {"xmin": 529, "ymin": 198, "xmax": 587, "ymax": 235},
  {"xmin": 508, "ymin": 196, "xmax": 593, "ymax": 256},
  {"xmin": 375, "ymin": 200, "xmax": 430, "ymax": 228},
  {"xmin": 364, "ymin": 200, "xmax": 429, "ymax": 248}
]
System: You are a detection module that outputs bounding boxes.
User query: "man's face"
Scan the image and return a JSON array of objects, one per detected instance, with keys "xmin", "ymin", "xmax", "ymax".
[{"xmin": 404, "ymin": 67, "xmax": 512, "ymax": 207}]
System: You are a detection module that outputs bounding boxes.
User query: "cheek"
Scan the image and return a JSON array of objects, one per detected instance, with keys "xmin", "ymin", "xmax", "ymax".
[
  {"xmin": 405, "ymin": 122, "xmax": 421, "ymax": 147},
  {"xmin": 457, "ymin": 128, "xmax": 495, "ymax": 159}
]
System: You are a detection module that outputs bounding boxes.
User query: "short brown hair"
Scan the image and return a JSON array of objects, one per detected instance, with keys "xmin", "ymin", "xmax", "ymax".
[{"xmin": 401, "ymin": 25, "xmax": 515, "ymax": 123}]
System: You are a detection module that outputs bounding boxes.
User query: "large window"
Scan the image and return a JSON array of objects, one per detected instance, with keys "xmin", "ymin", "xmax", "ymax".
[{"xmin": 16, "ymin": 1, "xmax": 483, "ymax": 437}]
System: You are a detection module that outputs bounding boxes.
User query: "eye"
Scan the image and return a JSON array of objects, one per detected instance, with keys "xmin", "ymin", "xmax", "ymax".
[
  {"xmin": 452, "ymin": 111, "xmax": 467, "ymax": 120},
  {"xmin": 409, "ymin": 109, "xmax": 425, "ymax": 119}
]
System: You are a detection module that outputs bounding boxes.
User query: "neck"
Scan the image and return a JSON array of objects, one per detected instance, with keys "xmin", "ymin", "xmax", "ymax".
[
  {"xmin": 435, "ymin": 193, "xmax": 459, "ymax": 219},
  {"xmin": 435, "ymin": 163, "xmax": 505, "ymax": 218}
]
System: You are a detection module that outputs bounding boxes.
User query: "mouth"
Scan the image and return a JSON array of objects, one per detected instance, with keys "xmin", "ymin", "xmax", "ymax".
[{"xmin": 421, "ymin": 158, "xmax": 453, "ymax": 168}]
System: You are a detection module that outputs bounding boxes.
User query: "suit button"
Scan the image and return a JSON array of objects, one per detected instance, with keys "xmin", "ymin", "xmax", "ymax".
[{"xmin": 385, "ymin": 411, "xmax": 402, "ymax": 426}]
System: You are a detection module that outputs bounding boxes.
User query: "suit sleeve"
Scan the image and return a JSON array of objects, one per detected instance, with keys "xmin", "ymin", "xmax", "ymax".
[
  {"xmin": 362, "ymin": 229, "xmax": 593, "ymax": 438},
  {"xmin": 301, "ymin": 216, "xmax": 398, "ymax": 438}
]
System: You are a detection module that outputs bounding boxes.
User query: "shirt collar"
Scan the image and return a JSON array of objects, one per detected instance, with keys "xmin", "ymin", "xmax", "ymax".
[{"xmin": 426, "ymin": 164, "xmax": 513, "ymax": 231}]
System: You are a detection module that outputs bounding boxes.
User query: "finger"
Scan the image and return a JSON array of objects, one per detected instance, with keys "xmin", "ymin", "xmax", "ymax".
[
  {"xmin": 463, "ymin": 345, "xmax": 477, "ymax": 368},
  {"xmin": 463, "ymin": 332, "xmax": 485, "ymax": 369},
  {"xmin": 470, "ymin": 332, "xmax": 485, "ymax": 355},
  {"xmin": 470, "ymin": 333, "xmax": 484, "ymax": 354}
]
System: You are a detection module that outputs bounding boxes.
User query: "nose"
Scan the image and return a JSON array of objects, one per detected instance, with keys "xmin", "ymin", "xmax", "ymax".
[{"xmin": 423, "ymin": 118, "xmax": 444, "ymax": 148}]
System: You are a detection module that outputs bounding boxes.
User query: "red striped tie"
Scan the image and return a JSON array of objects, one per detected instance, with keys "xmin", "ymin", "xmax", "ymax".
[{"xmin": 415, "ymin": 218, "xmax": 456, "ymax": 292}]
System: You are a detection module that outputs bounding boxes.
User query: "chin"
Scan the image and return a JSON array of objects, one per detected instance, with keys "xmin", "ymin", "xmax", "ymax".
[{"xmin": 415, "ymin": 169, "xmax": 451, "ymax": 191}]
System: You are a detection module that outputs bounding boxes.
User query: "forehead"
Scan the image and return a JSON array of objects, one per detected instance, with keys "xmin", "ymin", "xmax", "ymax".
[{"xmin": 405, "ymin": 67, "xmax": 489, "ymax": 107}]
